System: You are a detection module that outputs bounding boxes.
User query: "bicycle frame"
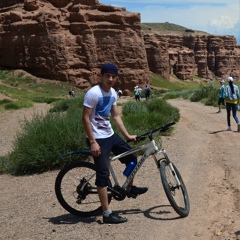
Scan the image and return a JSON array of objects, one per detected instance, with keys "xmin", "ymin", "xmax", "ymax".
[
  {"xmin": 109, "ymin": 138, "xmax": 179, "ymax": 191},
  {"xmin": 59, "ymin": 121, "xmax": 180, "ymax": 195}
]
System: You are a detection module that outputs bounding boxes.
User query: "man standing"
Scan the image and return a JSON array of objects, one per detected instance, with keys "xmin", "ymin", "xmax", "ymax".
[
  {"xmin": 145, "ymin": 85, "xmax": 150, "ymax": 100},
  {"xmin": 82, "ymin": 63, "xmax": 148, "ymax": 224}
]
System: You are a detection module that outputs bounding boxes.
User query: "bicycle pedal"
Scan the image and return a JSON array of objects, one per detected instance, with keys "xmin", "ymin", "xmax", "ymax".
[{"xmin": 126, "ymin": 193, "xmax": 137, "ymax": 199}]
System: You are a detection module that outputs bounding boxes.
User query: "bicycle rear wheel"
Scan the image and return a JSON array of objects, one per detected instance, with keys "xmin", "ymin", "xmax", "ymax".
[
  {"xmin": 160, "ymin": 159, "xmax": 190, "ymax": 217},
  {"xmin": 55, "ymin": 161, "xmax": 112, "ymax": 217}
]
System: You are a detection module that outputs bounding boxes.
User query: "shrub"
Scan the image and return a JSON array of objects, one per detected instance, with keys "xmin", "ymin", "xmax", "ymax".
[
  {"xmin": 50, "ymin": 97, "xmax": 84, "ymax": 113},
  {"xmin": 122, "ymin": 101, "xmax": 148, "ymax": 116},
  {"xmin": 163, "ymin": 93, "xmax": 179, "ymax": 100},
  {"xmin": 0, "ymin": 70, "xmax": 12, "ymax": 80},
  {"xmin": 121, "ymin": 98, "xmax": 180, "ymax": 135},
  {"xmin": 1, "ymin": 106, "xmax": 87, "ymax": 175},
  {"xmin": 0, "ymin": 99, "xmax": 12, "ymax": 105},
  {"xmin": 4, "ymin": 100, "xmax": 33, "ymax": 110},
  {"xmin": 0, "ymin": 96, "xmax": 179, "ymax": 175},
  {"xmin": 32, "ymin": 97, "xmax": 59, "ymax": 104},
  {"xmin": 190, "ymin": 84, "xmax": 217, "ymax": 102},
  {"xmin": 163, "ymin": 89, "xmax": 196, "ymax": 100},
  {"xmin": 4, "ymin": 102, "xmax": 20, "ymax": 110}
]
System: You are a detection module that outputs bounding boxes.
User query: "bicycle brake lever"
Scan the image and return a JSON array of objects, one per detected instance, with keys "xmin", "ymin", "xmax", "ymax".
[
  {"xmin": 127, "ymin": 136, "xmax": 146, "ymax": 143},
  {"xmin": 137, "ymin": 136, "xmax": 147, "ymax": 141}
]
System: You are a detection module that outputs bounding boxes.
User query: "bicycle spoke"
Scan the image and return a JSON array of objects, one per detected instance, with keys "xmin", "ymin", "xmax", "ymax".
[
  {"xmin": 160, "ymin": 160, "xmax": 190, "ymax": 217},
  {"xmin": 59, "ymin": 166, "xmax": 100, "ymax": 213},
  {"xmin": 165, "ymin": 165, "xmax": 186, "ymax": 210}
]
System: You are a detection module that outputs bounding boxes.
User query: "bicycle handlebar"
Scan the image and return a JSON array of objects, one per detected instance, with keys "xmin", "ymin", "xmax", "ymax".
[
  {"xmin": 127, "ymin": 121, "xmax": 176, "ymax": 143},
  {"xmin": 60, "ymin": 122, "xmax": 176, "ymax": 158}
]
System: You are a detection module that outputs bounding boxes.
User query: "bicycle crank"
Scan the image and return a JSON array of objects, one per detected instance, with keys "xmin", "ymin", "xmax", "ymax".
[{"xmin": 109, "ymin": 185, "xmax": 126, "ymax": 201}]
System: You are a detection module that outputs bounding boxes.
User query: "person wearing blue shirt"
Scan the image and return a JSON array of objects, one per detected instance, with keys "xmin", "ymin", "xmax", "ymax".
[
  {"xmin": 145, "ymin": 85, "xmax": 150, "ymax": 100},
  {"xmin": 225, "ymin": 76, "xmax": 240, "ymax": 131}
]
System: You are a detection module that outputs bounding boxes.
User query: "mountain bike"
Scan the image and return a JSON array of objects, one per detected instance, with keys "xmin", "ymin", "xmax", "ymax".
[{"xmin": 55, "ymin": 121, "xmax": 190, "ymax": 218}]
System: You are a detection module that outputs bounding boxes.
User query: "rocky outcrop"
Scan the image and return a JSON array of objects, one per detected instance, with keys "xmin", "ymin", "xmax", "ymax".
[
  {"xmin": 0, "ymin": 0, "xmax": 240, "ymax": 92},
  {"xmin": 144, "ymin": 34, "xmax": 240, "ymax": 81},
  {"xmin": 0, "ymin": 0, "xmax": 150, "ymax": 90},
  {"xmin": 0, "ymin": 0, "xmax": 23, "ymax": 9}
]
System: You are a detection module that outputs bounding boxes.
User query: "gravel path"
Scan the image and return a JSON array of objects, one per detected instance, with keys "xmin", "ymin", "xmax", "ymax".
[{"xmin": 0, "ymin": 99, "xmax": 240, "ymax": 240}]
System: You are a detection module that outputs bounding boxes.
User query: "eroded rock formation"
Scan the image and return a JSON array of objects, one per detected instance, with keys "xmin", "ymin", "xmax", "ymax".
[
  {"xmin": 144, "ymin": 34, "xmax": 240, "ymax": 81},
  {"xmin": 0, "ymin": 0, "xmax": 240, "ymax": 92},
  {"xmin": 0, "ymin": 0, "xmax": 150, "ymax": 90}
]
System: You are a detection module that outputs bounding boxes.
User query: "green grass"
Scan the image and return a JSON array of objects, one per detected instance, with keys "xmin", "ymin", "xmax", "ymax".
[
  {"xmin": 141, "ymin": 22, "xmax": 209, "ymax": 35},
  {"xmin": 4, "ymin": 100, "xmax": 33, "ymax": 110},
  {"xmin": 1, "ymin": 68, "xmax": 237, "ymax": 175},
  {"xmin": 150, "ymin": 73, "xmax": 240, "ymax": 108},
  {"xmin": 141, "ymin": 22, "xmax": 189, "ymax": 33},
  {"xmin": 121, "ymin": 99, "xmax": 180, "ymax": 135},
  {"xmin": 0, "ymin": 96, "xmax": 87, "ymax": 175},
  {"xmin": 0, "ymin": 96, "xmax": 179, "ymax": 175},
  {"xmin": 0, "ymin": 99, "xmax": 12, "ymax": 105},
  {"xmin": 0, "ymin": 69, "xmax": 82, "ymax": 111},
  {"xmin": 151, "ymin": 73, "xmax": 204, "ymax": 91}
]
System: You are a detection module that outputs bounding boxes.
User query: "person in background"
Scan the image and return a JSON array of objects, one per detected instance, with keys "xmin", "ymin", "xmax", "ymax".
[
  {"xmin": 137, "ymin": 86, "xmax": 142, "ymax": 100},
  {"xmin": 134, "ymin": 86, "xmax": 140, "ymax": 101},
  {"xmin": 217, "ymin": 80, "xmax": 225, "ymax": 113},
  {"xmin": 69, "ymin": 89, "xmax": 74, "ymax": 98},
  {"xmin": 117, "ymin": 87, "xmax": 122, "ymax": 98},
  {"xmin": 82, "ymin": 63, "xmax": 148, "ymax": 224},
  {"xmin": 224, "ymin": 76, "xmax": 240, "ymax": 131},
  {"xmin": 144, "ymin": 85, "xmax": 150, "ymax": 100}
]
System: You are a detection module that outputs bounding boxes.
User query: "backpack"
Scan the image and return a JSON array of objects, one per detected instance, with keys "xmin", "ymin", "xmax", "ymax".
[
  {"xmin": 134, "ymin": 88, "xmax": 139, "ymax": 96},
  {"xmin": 145, "ymin": 87, "xmax": 150, "ymax": 94}
]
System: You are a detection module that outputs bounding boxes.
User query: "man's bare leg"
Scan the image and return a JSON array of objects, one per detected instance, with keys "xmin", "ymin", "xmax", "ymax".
[{"xmin": 97, "ymin": 186, "xmax": 109, "ymax": 212}]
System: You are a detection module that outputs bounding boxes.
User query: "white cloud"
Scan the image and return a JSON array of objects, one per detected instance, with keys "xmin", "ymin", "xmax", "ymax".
[
  {"xmin": 209, "ymin": 16, "xmax": 235, "ymax": 29},
  {"xmin": 99, "ymin": 0, "xmax": 240, "ymax": 43}
]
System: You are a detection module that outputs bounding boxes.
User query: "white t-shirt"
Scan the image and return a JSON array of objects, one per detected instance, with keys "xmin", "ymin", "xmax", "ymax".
[{"xmin": 83, "ymin": 84, "xmax": 117, "ymax": 139}]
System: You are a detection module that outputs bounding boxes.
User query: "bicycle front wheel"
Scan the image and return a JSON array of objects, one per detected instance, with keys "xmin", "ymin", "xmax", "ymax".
[
  {"xmin": 160, "ymin": 159, "xmax": 190, "ymax": 217},
  {"xmin": 55, "ymin": 161, "xmax": 112, "ymax": 217}
]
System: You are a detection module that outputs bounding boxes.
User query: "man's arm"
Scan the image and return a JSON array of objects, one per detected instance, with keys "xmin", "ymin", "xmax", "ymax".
[
  {"xmin": 82, "ymin": 106, "xmax": 101, "ymax": 156},
  {"xmin": 111, "ymin": 105, "xmax": 136, "ymax": 141}
]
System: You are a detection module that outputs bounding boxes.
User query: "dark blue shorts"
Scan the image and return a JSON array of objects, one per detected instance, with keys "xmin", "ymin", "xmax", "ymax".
[
  {"xmin": 218, "ymin": 98, "xmax": 225, "ymax": 105},
  {"xmin": 86, "ymin": 133, "xmax": 137, "ymax": 187}
]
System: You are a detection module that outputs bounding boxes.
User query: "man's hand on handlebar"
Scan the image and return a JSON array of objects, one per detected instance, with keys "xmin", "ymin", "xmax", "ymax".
[{"xmin": 126, "ymin": 135, "xmax": 138, "ymax": 144}]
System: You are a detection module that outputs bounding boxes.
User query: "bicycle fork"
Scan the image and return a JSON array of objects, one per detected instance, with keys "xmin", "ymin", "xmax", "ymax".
[{"xmin": 156, "ymin": 149, "xmax": 181, "ymax": 186}]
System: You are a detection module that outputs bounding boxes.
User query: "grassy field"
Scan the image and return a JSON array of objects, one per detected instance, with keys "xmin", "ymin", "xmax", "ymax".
[
  {"xmin": 1, "ymin": 68, "xmax": 239, "ymax": 175},
  {"xmin": 141, "ymin": 22, "xmax": 209, "ymax": 35},
  {"xmin": 0, "ymin": 69, "xmax": 181, "ymax": 175},
  {"xmin": 0, "ymin": 68, "xmax": 230, "ymax": 111},
  {"xmin": 0, "ymin": 69, "xmax": 83, "ymax": 112}
]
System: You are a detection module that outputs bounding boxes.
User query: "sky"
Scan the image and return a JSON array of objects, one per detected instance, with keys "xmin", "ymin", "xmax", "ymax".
[{"xmin": 99, "ymin": 0, "xmax": 240, "ymax": 44}]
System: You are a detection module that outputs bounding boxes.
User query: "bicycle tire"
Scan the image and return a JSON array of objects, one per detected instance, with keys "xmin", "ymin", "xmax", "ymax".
[
  {"xmin": 160, "ymin": 159, "xmax": 190, "ymax": 217},
  {"xmin": 55, "ymin": 161, "xmax": 112, "ymax": 217}
]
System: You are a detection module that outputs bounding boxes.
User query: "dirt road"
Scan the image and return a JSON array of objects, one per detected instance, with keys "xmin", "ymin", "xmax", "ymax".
[{"xmin": 0, "ymin": 99, "xmax": 240, "ymax": 240}]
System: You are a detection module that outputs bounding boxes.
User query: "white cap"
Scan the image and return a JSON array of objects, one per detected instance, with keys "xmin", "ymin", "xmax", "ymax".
[
  {"xmin": 220, "ymin": 79, "xmax": 224, "ymax": 83},
  {"xmin": 227, "ymin": 76, "xmax": 233, "ymax": 82}
]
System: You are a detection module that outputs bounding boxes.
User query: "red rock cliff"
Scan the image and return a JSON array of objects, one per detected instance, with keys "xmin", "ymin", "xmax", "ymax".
[
  {"xmin": 1, "ymin": 0, "xmax": 240, "ymax": 91},
  {"xmin": 0, "ymin": 0, "xmax": 150, "ymax": 91},
  {"xmin": 144, "ymin": 33, "xmax": 240, "ymax": 81}
]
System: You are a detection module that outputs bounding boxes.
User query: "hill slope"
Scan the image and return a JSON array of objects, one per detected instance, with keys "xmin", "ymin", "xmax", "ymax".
[{"xmin": 141, "ymin": 22, "xmax": 209, "ymax": 35}]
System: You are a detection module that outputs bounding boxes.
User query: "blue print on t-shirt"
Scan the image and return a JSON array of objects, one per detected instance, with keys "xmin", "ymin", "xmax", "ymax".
[{"xmin": 96, "ymin": 96, "xmax": 114, "ymax": 117}]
